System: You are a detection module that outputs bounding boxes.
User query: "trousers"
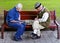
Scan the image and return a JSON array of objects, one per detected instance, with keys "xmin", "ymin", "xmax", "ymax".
[
  {"xmin": 32, "ymin": 20, "xmax": 45, "ymax": 36},
  {"xmin": 8, "ymin": 22, "xmax": 26, "ymax": 39}
]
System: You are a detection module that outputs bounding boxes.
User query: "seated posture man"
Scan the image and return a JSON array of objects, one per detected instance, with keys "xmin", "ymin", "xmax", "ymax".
[
  {"xmin": 31, "ymin": 2, "xmax": 50, "ymax": 39},
  {"xmin": 6, "ymin": 3, "xmax": 26, "ymax": 41}
]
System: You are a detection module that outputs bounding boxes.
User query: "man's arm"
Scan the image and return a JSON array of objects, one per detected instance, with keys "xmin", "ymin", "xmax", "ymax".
[
  {"xmin": 38, "ymin": 12, "xmax": 49, "ymax": 22},
  {"xmin": 7, "ymin": 11, "xmax": 19, "ymax": 23},
  {"xmin": 38, "ymin": 8, "xmax": 50, "ymax": 22}
]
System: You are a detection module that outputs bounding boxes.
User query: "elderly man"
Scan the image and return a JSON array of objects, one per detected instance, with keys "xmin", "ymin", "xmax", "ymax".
[
  {"xmin": 31, "ymin": 2, "xmax": 50, "ymax": 39},
  {"xmin": 6, "ymin": 3, "xmax": 26, "ymax": 41}
]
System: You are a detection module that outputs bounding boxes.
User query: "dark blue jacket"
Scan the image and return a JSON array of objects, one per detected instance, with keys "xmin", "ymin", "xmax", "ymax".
[{"xmin": 6, "ymin": 7, "xmax": 20, "ymax": 24}]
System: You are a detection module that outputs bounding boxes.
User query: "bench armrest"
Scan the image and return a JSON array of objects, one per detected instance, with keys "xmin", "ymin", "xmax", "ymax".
[{"xmin": 55, "ymin": 21, "xmax": 60, "ymax": 27}]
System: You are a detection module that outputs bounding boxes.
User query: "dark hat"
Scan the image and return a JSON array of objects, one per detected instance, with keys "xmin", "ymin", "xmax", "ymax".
[{"xmin": 35, "ymin": 2, "xmax": 41, "ymax": 9}]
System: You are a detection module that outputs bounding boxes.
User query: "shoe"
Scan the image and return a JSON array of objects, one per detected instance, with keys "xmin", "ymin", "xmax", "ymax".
[
  {"xmin": 12, "ymin": 36, "xmax": 22, "ymax": 41},
  {"xmin": 31, "ymin": 33, "xmax": 41, "ymax": 39},
  {"xmin": 36, "ymin": 35, "xmax": 41, "ymax": 39},
  {"xmin": 32, "ymin": 35, "xmax": 41, "ymax": 39},
  {"xmin": 31, "ymin": 33, "xmax": 37, "ymax": 39}
]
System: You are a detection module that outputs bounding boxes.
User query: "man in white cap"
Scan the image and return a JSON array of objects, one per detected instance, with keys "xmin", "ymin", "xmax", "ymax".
[
  {"xmin": 6, "ymin": 3, "xmax": 26, "ymax": 41},
  {"xmin": 31, "ymin": 2, "xmax": 50, "ymax": 39}
]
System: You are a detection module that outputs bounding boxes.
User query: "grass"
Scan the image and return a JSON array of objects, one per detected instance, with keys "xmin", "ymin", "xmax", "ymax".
[{"xmin": 0, "ymin": 0, "xmax": 60, "ymax": 17}]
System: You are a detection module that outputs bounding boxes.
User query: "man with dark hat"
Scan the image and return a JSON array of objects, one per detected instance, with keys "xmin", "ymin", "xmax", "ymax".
[{"xmin": 31, "ymin": 2, "xmax": 50, "ymax": 39}]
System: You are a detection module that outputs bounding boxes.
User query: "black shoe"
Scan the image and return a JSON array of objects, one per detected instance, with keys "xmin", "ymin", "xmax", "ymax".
[
  {"xmin": 31, "ymin": 33, "xmax": 41, "ymax": 39},
  {"xmin": 32, "ymin": 35, "xmax": 41, "ymax": 39},
  {"xmin": 31, "ymin": 33, "xmax": 37, "ymax": 39},
  {"xmin": 12, "ymin": 36, "xmax": 22, "ymax": 41},
  {"xmin": 36, "ymin": 35, "xmax": 41, "ymax": 39}
]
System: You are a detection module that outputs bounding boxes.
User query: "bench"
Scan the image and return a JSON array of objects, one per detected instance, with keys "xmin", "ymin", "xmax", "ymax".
[{"xmin": 1, "ymin": 10, "xmax": 60, "ymax": 39}]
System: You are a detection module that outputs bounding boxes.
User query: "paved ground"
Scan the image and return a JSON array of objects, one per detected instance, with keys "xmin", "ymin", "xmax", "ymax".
[{"xmin": 0, "ymin": 30, "xmax": 60, "ymax": 43}]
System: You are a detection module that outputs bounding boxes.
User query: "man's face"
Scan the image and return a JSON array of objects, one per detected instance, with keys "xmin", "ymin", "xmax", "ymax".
[
  {"xmin": 16, "ymin": 8, "xmax": 22, "ymax": 12},
  {"xmin": 37, "ymin": 5, "xmax": 43, "ymax": 11}
]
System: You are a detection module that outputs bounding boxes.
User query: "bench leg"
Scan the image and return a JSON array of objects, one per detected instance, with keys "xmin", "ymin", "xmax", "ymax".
[
  {"xmin": 1, "ymin": 25, "xmax": 4, "ymax": 39},
  {"xmin": 57, "ymin": 26, "xmax": 60, "ymax": 39}
]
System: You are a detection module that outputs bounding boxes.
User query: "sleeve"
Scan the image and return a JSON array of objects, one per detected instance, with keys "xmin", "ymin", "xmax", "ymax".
[
  {"xmin": 38, "ymin": 12, "xmax": 49, "ymax": 22},
  {"xmin": 8, "ymin": 11, "xmax": 14, "ymax": 21}
]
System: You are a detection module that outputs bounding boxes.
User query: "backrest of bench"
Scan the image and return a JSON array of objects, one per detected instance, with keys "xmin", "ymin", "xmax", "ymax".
[
  {"xmin": 4, "ymin": 10, "xmax": 56, "ymax": 24},
  {"xmin": 20, "ymin": 11, "xmax": 39, "ymax": 20},
  {"xmin": 4, "ymin": 10, "xmax": 8, "ymax": 23}
]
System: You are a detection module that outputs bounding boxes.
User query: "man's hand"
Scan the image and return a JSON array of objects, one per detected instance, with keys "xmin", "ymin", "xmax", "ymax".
[
  {"xmin": 35, "ymin": 16, "xmax": 38, "ymax": 20},
  {"xmin": 19, "ymin": 22, "xmax": 23, "ymax": 24},
  {"xmin": 35, "ymin": 18, "xmax": 38, "ymax": 20},
  {"xmin": 10, "ymin": 20, "xmax": 19, "ymax": 22}
]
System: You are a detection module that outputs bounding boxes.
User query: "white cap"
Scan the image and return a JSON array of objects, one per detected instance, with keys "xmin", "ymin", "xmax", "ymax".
[{"xmin": 16, "ymin": 3, "xmax": 23, "ymax": 8}]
